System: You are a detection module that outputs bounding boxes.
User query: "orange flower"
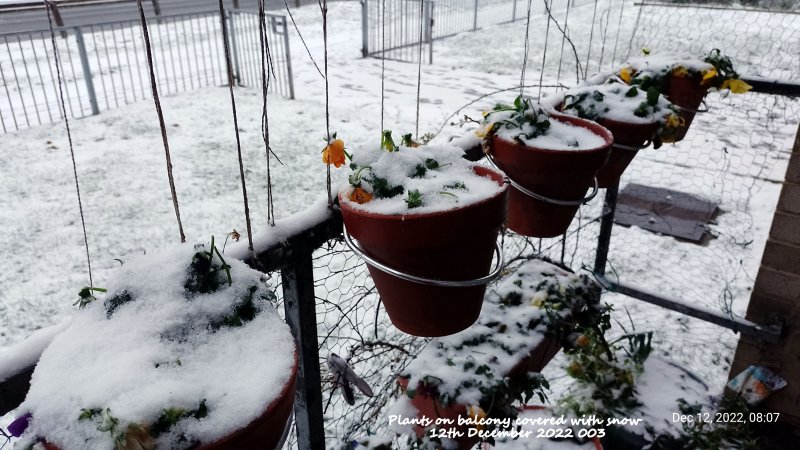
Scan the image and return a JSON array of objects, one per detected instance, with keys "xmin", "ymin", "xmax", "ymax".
[
  {"xmin": 322, "ymin": 138, "xmax": 346, "ymax": 168},
  {"xmin": 467, "ymin": 405, "xmax": 487, "ymax": 431},
  {"xmin": 349, "ymin": 187, "xmax": 373, "ymax": 204}
]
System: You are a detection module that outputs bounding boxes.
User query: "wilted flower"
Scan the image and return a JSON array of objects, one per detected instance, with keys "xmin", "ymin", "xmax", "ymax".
[
  {"xmin": 349, "ymin": 187, "xmax": 373, "ymax": 204},
  {"xmin": 720, "ymin": 78, "xmax": 752, "ymax": 94},
  {"xmin": 322, "ymin": 137, "xmax": 347, "ymax": 168}
]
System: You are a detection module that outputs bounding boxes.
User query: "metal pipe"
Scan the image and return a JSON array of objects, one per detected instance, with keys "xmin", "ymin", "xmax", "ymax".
[{"xmin": 73, "ymin": 26, "xmax": 100, "ymax": 115}]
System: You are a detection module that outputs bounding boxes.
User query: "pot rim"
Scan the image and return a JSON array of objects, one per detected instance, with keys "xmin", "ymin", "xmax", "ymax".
[
  {"xmin": 338, "ymin": 164, "xmax": 509, "ymax": 222},
  {"xmin": 491, "ymin": 111, "xmax": 613, "ymax": 155}
]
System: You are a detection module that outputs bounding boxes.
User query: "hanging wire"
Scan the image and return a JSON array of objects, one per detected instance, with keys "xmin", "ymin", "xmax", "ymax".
[
  {"xmin": 611, "ymin": 0, "xmax": 627, "ymax": 66},
  {"xmin": 380, "ymin": 0, "xmax": 386, "ymax": 139},
  {"xmin": 135, "ymin": 0, "xmax": 186, "ymax": 244},
  {"xmin": 584, "ymin": 0, "xmax": 601, "ymax": 79},
  {"xmin": 519, "ymin": 0, "xmax": 534, "ymax": 97},
  {"xmin": 318, "ymin": 0, "xmax": 333, "ymax": 206},
  {"xmin": 414, "ymin": 0, "xmax": 425, "ymax": 139},
  {"xmin": 282, "ymin": 0, "xmax": 325, "ymax": 79},
  {"xmin": 217, "ymin": 0, "xmax": 255, "ymax": 254},
  {"xmin": 44, "ymin": 0, "xmax": 94, "ymax": 286},
  {"xmin": 258, "ymin": 0, "xmax": 282, "ymax": 226},
  {"xmin": 555, "ymin": 0, "xmax": 572, "ymax": 88},
  {"xmin": 537, "ymin": 0, "xmax": 554, "ymax": 101},
  {"xmin": 542, "ymin": 0, "xmax": 584, "ymax": 86}
]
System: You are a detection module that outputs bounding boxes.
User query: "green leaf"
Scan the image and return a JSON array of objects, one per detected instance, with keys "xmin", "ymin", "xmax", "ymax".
[
  {"xmin": 625, "ymin": 86, "xmax": 639, "ymax": 97},
  {"xmin": 646, "ymin": 87, "xmax": 660, "ymax": 106},
  {"xmin": 405, "ymin": 190, "xmax": 423, "ymax": 208}
]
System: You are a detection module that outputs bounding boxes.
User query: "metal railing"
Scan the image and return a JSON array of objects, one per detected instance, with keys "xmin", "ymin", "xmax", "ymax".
[
  {"xmin": 360, "ymin": 0, "xmax": 589, "ymax": 63},
  {"xmin": 0, "ymin": 8, "xmax": 294, "ymax": 134}
]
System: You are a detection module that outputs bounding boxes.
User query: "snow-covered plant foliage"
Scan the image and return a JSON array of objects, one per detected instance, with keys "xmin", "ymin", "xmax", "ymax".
[
  {"xmin": 340, "ymin": 131, "xmax": 503, "ymax": 214},
  {"xmin": 560, "ymin": 80, "xmax": 684, "ymax": 142},
  {"xmin": 616, "ymin": 49, "xmax": 751, "ymax": 94},
  {"xmin": 558, "ymin": 323, "xmax": 654, "ymax": 423},
  {"xmin": 649, "ymin": 394, "xmax": 761, "ymax": 450},
  {"xmin": 353, "ymin": 260, "xmax": 606, "ymax": 449},
  {"xmin": 478, "ymin": 96, "xmax": 608, "ymax": 150},
  {"xmin": 16, "ymin": 240, "xmax": 295, "ymax": 450}
]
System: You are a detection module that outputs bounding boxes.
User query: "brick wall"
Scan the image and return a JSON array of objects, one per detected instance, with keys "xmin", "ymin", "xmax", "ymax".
[{"xmin": 730, "ymin": 124, "xmax": 800, "ymax": 426}]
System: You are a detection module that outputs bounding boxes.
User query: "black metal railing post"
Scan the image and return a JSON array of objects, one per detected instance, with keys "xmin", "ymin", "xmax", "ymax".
[
  {"xmin": 282, "ymin": 252, "xmax": 327, "ymax": 450},
  {"xmin": 593, "ymin": 184, "xmax": 619, "ymax": 276}
]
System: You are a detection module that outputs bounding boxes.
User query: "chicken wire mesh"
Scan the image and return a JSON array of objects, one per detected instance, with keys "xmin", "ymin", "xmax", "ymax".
[{"xmin": 298, "ymin": 0, "xmax": 800, "ymax": 447}]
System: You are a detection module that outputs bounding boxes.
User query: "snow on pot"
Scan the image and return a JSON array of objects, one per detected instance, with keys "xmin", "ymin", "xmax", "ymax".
[
  {"xmin": 480, "ymin": 97, "xmax": 612, "ymax": 238},
  {"xmin": 370, "ymin": 259, "xmax": 603, "ymax": 449},
  {"xmin": 338, "ymin": 132, "xmax": 508, "ymax": 337},
  {"xmin": 614, "ymin": 49, "xmax": 751, "ymax": 143},
  {"xmin": 560, "ymin": 81, "xmax": 682, "ymax": 188},
  {"xmin": 15, "ymin": 241, "xmax": 297, "ymax": 450}
]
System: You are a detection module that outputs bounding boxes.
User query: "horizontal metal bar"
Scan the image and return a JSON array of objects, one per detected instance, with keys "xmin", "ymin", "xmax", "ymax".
[
  {"xmin": 596, "ymin": 275, "xmax": 783, "ymax": 343},
  {"xmin": 741, "ymin": 76, "xmax": 800, "ymax": 97},
  {"xmin": 0, "ymin": 9, "xmax": 288, "ymax": 38},
  {"xmin": 634, "ymin": 2, "xmax": 800, "ymax": 16}
]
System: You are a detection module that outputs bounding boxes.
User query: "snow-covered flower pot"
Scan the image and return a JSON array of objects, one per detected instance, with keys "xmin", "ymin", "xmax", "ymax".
[
  {"xmin": 16, "ymin": 243, "xmax": 298, "ymax": 450},
  {"xmin": 340, "ymin": 139, "xmax": 508, "ymax": 337},
  {"xmin": 384, "ymin": 259, "xmax": 603, "ymax": 449},
  {"xmin": 615, "ymin": 50, "xmax": 751, "ymax": 143},
  {"xmin": 481, "ymin": 98, "xmax": 612, "ymax": 237},
  {"xmin": 560, "ymin": 81, "xmax": 681, "ymax": 188}
]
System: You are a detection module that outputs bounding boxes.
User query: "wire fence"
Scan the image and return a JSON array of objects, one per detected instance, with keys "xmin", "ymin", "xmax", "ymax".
[
  {"xmin": 0, "ymin": 8, "xmax": 294, "ymax": 134},
  {"xmin": 328, "ymin": 0, "xmax": 800, "ymax": 446},
  {"xmin": 361, "ymin": 0, "xmax": 592, "ymax": 63}
]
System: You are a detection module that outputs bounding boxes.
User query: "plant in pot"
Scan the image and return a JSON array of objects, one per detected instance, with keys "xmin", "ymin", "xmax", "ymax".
[
  {"xmin": 12, "ymin": 240, "xmax": 298, "ymax": 450},
  {"xmin": 560, "ymin": 79, "xmax": 684, "ymax": 188},
  {"xmin": 478, "ymin": 96, "xmax": 613, "ymax": 238},
  {"xmin": 615, "ymin": 49, "xmax": 751, "ymax": 142},
  {"xmin": 336, "ymin": 131, "xmax": 509, "ymax": 338},
  {"xmin": 354, "ymin": 258, "xmax": 606, "ymax": 449}
]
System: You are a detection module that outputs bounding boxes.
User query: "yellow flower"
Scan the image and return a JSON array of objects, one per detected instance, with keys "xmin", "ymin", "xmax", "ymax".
[
  {"xmin": 664, "ymin": 113, "xmax": 684, "ymax": 129},
  {"xmin": 672, "ymin": 66, "xmax": 689, "ymax": 78},
  {"xmin": 349, "ymin": 187, "xmax": 373, "ymax": 204},
  {"xmin": 475, "ymin": 123, "xmax": 494, "ymax": 139},
  {"xmin": 720, "ymin": 78, "xmax": 752, "ymax": 94},
  {"xmin": 530, "ymin": 291, "xmax": 547, "ymax": 307},
  {"xmin": 619, "ymin": 66, "xmax": 634, "ymax": 84},
  {"xmin": 322, "ymin": 138, "xmax": 346, "ymax": 168},
  {"xmin": 575, "ymin": 334, "xmax": 590, "ymax": 348},
  {"xmin": 467, "ymin": 405, "xmax": 487, "ymax": 431},
  {"xmin": 701, "ymin": 68, "xmax": 718, "ymax": 84}
]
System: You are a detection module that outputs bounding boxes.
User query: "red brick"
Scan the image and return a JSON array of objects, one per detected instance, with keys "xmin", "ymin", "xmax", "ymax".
[
  {"xmin": 769, "ymin": 211, "xmax": 800, "ymax": 247},
  {"xmin": 762, "ymin": 240, "xmax": 800, "ymax": 274},
  {"xmin": 777, "ymin": 181, "xmax": 800, "ymax": 215},
  {"xmin": 752, "ymin": 267, "xmax": 800, "ymax": 303}
]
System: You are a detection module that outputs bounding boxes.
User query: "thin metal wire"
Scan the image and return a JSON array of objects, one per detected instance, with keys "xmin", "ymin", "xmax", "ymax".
[
  {"xmin": 217, "ymin": 0, "xmax": 255, "ymax": 253},
  {"xmin": 380, "ymin": 0, "xmax": 386, "ymax": 137},
  {"xmin": 584, "ymin": 0, "xmax": 600, "ymax": 79},
  {"xmin": 44, "ymin": 0, "xmax": 94, "ymax": 286},
  {"xmin": 537, "ymin": 0, "xmax": 553, "ymax": 101},
  {"xmin": 414, "ymin": 0, "xmax": 424, "ymax": 138},
  {"xmin": 258, "ymin": 0, "xmax": 279, "ymax": 226},
  {"xmin": 135, "ymin": 0, "xmax": 186, "ymax": 243},
  {"xmin": 520, "ymin": 0, "xmax": 533, "ymax": 97},
  {"xmin": 556, "ymin": 0, "xmax": 572, "ymax": 88},
  {"xmin": 283, "ymin": 0, "xmax": 325, "ymax": 79},
  {"xmin": 319, "ymin": 0, "xmax": 332, "ymax": 206}
]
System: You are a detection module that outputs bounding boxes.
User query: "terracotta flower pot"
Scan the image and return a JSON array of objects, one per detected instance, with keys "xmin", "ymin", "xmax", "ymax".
[
  {"xmin": 397, "ymin": 336, "xmax": 562, "ymax": 449},
  {"xmin": 594, "ymin": 118, "xmax": 659, "ymax": 188},
  {"xmin": 665, "ymin": 74, "xmax": 708, "ymax": 142},
  {"xmin": 42, "ymin": 351, "xmax": 298, "ymax": 450},
  {"xmin": 489, "ymin": 114, "xmax": 612, "ymax": 238},
  {"xmin": 340, "ymin": 166, "xmax": 509, "ymax": 337}
]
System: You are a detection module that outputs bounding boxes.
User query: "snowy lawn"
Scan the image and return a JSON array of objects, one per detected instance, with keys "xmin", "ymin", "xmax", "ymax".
[{"xmin": 1, "ymin": 0, "xmax": 799, "ymax": 445}]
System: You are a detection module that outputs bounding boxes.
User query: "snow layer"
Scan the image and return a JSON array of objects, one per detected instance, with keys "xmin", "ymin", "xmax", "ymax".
[
  {"xmin": 402, "ymin": 259, "xmax": 593, "ymax": 406},
  {"xmin": 0, "ymin": 318, "xmax": 69, "ymax": 383},
  {"xmin": 561, "ymin": 82, "xmax": 675, "ymax": 125},
  {"xmin": 341, "ymin": 144, "xmax": 503, "ymax": 215},
  {"xmin": 17, "ymin": 244, "xmax": 295, "ymax": 450},
  {"xmin": 487, "ymin": 106, "xmax": 608, "ymax": 151}
]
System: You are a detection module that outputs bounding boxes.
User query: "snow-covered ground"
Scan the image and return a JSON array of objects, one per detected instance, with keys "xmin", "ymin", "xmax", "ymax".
[{"xmin": 1, "ymin": 0, "xmax": 799, "ymax": 446}]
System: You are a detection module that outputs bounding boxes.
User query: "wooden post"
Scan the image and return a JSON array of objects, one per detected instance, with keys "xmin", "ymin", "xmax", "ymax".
[{"xmin": 730, "ymin": 124, "xmax": 800, "ymax": 426}]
